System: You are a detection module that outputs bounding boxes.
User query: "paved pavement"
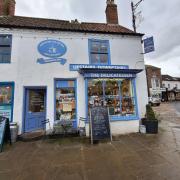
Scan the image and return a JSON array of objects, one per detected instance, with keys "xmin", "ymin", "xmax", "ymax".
[
  {"xmin": 172, "ymin": 101, "xmax": 180, "ymax": 116},
  {"xmin": 0, "ymin": 103, "xmax": 180, "ymax": 180}
]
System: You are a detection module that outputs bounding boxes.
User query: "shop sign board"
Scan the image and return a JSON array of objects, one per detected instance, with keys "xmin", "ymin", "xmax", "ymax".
[
  {"xmin": 0, "ymin": 106, "xmax": 12, "ymax": 122},
  {"xmin": 0, "ymin": 117, "xmax": 11, "ymax": 152},
  {"xmin": 143, "ymin": 36, "xmax": 155, "ymax": 54},
  {"xmin": 90, "ymin": 107, "xmax": 111, "ymax": 143},
  {"xmin": 69, "ymin": 64, "xmax": 129, "ymax": 71},
  {"xmin": 37, "ymin": 40, "xmax": 67, "ymax": 65},
  {"xmin": 84, "ymin": 73, "xmax": 136, "ymax": 78}
]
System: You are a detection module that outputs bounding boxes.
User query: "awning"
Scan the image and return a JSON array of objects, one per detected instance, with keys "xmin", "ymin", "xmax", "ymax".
[{"xmin": 79, "ymin": 68, "xmax": 143, "ymax": 78}]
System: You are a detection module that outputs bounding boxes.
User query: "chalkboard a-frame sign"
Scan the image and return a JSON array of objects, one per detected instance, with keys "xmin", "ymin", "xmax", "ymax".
[
  {"xmin": 90, "ymin": 107, "xmax": 112, "ymax": 144},
  {"xmin": 0, "ymin": 117, "xmax": 11, "ymax": 152}
]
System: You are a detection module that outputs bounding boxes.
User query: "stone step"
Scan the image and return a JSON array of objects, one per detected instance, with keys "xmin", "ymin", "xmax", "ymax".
[{"xmin": 19, "ymin": 130, "xmax": 45, "ymax": 142}]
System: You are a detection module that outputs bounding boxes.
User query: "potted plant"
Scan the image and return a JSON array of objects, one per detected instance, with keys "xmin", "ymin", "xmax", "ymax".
[{"xmin": 143, "ymin": 104, "xmax": 158, "ymax": 134}]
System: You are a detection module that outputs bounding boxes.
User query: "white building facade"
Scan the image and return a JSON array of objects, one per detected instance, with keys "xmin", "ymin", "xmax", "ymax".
[{"xmin": 0, "ymin": 1, "xmax": 148, "ymax": 136}]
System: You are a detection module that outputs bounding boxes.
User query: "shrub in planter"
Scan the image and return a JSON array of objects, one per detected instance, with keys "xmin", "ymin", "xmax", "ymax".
[{"xmin": 145, "ymin": 104, "xmax": 158, "ymax": 134}]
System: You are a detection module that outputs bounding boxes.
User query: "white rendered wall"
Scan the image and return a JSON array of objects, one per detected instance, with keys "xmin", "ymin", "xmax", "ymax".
[
  {"xmin": 162, "ymin": 80, "xmax": 180, "ymax": 90},
  {"xmin": 0, "ymin": 28, "xmax": 148, "ymax": 134}
]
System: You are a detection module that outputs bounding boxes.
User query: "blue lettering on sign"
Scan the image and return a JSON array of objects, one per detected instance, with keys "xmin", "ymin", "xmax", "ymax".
[
  {"xmin": 37, "ymin": 40, "xmax": 67, "ymax": 65},
  {"xmin": 69, "ymin": 64, "xmax": 129, "ymax": 71},
  {"xmin": 84, "ymin": 73, "xmax": 136, "ymax": 78}
]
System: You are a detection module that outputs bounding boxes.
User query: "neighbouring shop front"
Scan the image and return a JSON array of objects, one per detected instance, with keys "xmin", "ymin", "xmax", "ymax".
[{"xmin": 0, "ymin": 82, "xmax": 14, "ymax": 122}]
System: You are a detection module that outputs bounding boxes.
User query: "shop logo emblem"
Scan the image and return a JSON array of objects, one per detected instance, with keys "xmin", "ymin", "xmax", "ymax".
[{"xmin": 37, "ymin": 40, "xmax": 67, "ymax": 65}]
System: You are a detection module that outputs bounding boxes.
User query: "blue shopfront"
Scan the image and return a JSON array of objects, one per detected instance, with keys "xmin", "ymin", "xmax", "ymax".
[
  {"xmin": 70, "ymin": 64, "xmax": 142, "ymax": 124},
  {"xmin": 22, "ymin": 38, "xmax": 143, "ymax": 133}
]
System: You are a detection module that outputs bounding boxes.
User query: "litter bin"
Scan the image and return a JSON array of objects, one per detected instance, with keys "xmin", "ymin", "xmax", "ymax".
[{"xmin": 10, "ymin": 123, "xmax": 18, "ymax": 143}]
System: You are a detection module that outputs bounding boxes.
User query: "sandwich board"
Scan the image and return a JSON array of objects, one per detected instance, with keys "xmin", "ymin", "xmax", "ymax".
[
  {"xmin": 90, "ymin": 107, "xmax": 112, "ymax": 144},
  {"xmin": 0, "ymin": 117, "xmax": 11, "ymax": 152}
]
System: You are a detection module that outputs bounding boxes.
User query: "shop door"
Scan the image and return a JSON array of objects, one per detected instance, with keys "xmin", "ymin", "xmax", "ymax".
[{"xmin": 24, "ymin": 89, "xmax": 46, "ymax": 132}]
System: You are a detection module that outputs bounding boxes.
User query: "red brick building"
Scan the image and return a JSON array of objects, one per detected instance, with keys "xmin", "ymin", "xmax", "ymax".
[{"xmin": 145, "ymin": 65, "xmax": 162, "ymax": 98}]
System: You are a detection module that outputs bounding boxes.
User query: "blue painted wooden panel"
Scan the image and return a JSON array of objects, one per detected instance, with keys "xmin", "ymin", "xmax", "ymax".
[{"xmin": 25, "ymin": 89, "xmax": 46, "ymax": 132}]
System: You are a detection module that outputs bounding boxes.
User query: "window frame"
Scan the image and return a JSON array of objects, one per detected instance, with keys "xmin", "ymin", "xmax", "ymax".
[
  {"xmin": 0, "ymin": 34, "xmax": 12, "ymax": 64},
  {"xmin": 88, "ymin": 39, "xmax": 111, "ymax": 65}
]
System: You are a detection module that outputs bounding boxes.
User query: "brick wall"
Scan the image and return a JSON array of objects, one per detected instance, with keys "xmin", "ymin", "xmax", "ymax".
[
  {"xmin": 8, "ymin": 0, "xmax": 15, "ymax": 16},
  {"xmin": 0, "ymin": 0, "xmax": 15, "ymax": 16},
  {"xmin": 0, "ymin": 0, "xmax": 4, "ymax": 16},
  {"xmin": 106, "ymin": 0, "xmax": 119, "ymax": 24},
  {"xmin": 146, "ymin": 66, "xmax": 162, "ymax": 96}
]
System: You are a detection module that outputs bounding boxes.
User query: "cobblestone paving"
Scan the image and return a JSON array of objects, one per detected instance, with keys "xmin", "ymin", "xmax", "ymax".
[{"xmin": 0, "ymin": 103, "xmax": 180, "ymax": 180}]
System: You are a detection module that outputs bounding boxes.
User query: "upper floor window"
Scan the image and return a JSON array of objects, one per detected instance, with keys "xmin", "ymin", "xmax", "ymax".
[
  {"xmin": 0, "ymin": 35, "xmax": 12, "ymax": 63},
  {"xmin": 168, "ymin": 84, "xmax": 170, "ymax": 89},
  {"xmin": 89, "ymin": 39, "xmax": 111, "ymax": 65},
  {"xmin": 151, "ymin": 78, "xmax": 160, "ymax": 89}
]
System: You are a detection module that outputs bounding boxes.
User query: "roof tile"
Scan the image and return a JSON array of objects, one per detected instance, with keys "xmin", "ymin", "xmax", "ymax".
[{"xmin": 0, "ymin": 16, "xmax": 143, "ymax": 36}]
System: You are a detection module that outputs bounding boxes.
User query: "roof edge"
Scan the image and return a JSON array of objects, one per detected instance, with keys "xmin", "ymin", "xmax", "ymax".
[{"xmin": 0, "ymin": 24, "xmax": 144, "ymax": 36}]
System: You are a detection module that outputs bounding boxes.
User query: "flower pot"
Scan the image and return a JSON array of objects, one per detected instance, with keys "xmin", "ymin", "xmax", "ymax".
[{"xmin": 145, "ymin": 120, "xmax": 158, "ymax": 134}]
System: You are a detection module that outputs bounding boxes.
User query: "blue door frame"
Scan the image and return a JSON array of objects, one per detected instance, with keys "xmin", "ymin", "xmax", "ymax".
[{"xmin": 23, "ymin": 87, "xmax": 47, "ymax": 133}]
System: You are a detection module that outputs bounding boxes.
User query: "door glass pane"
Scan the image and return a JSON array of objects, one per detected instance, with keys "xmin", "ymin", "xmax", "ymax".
[
  {"xmin": 56, "ymin": 81, "xmax": 76, "ymax": 121},
  {"xmin": 0, "ymin": 85, "xmax": 12, "ymax": 104},
  {"xmin": 29, "ymin": 90, "xmax": 45, "ymax": 113}
]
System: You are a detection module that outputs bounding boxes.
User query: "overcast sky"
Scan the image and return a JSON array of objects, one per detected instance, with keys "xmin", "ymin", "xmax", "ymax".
[{"xmin": 16, "ymin": 0, "xmax": 180, "ymax": 77}]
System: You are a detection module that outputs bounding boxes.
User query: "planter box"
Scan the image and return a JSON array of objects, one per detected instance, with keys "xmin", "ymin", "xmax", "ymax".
[{"xmin": 145, "ymin": 120, "xmax": 158, "ymax": 134}]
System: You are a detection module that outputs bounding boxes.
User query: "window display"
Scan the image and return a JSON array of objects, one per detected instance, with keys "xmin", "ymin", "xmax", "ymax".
[
  {"xmin": 0, "ymin": 83, "xmax": 14, "ymax": 122},
  {"xmin": 88, "ymin": 79, "xmax": 136, "ymax": 119},
  {"xmin": 0, "ymin": 85, "xmax": 12, "ymax": 105},
  {"xmin": 55, "ymin": 80, "xmax": 76, "ymax": 122}
]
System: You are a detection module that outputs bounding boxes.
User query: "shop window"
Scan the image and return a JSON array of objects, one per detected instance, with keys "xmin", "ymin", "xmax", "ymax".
[
  {"xmin": 0, "ymin": 82, "xmax": 14, "ymax": 122},
  {"xmin": 55, "ymin": 80, "xmax": 76, "ymax": 122},
  {"xmin": 89, "ymin": 39, "xmax": 110, "ymax": 65},
  {"xmin": 0, "ymin": 35, "xmax": 12, "ymax": 63},
  {"xmin": 88, "ymin": 79, "xmax": 137, "ymax": 120}
]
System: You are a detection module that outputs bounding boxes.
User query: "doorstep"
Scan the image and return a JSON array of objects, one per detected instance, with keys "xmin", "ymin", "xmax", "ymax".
[{"xmin": 19, "ymin": 130, "xmax": 45, "ymax": 142}]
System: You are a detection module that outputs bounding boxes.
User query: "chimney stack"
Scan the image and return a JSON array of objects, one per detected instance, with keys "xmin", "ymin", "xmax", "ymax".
[
  {"xmin": 0, "ymin": 0, "xmax": 16, "ymax": 16},
  {"xmin": 105, "ymin": 0, "xmax": 119, "ymax": 24}
]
